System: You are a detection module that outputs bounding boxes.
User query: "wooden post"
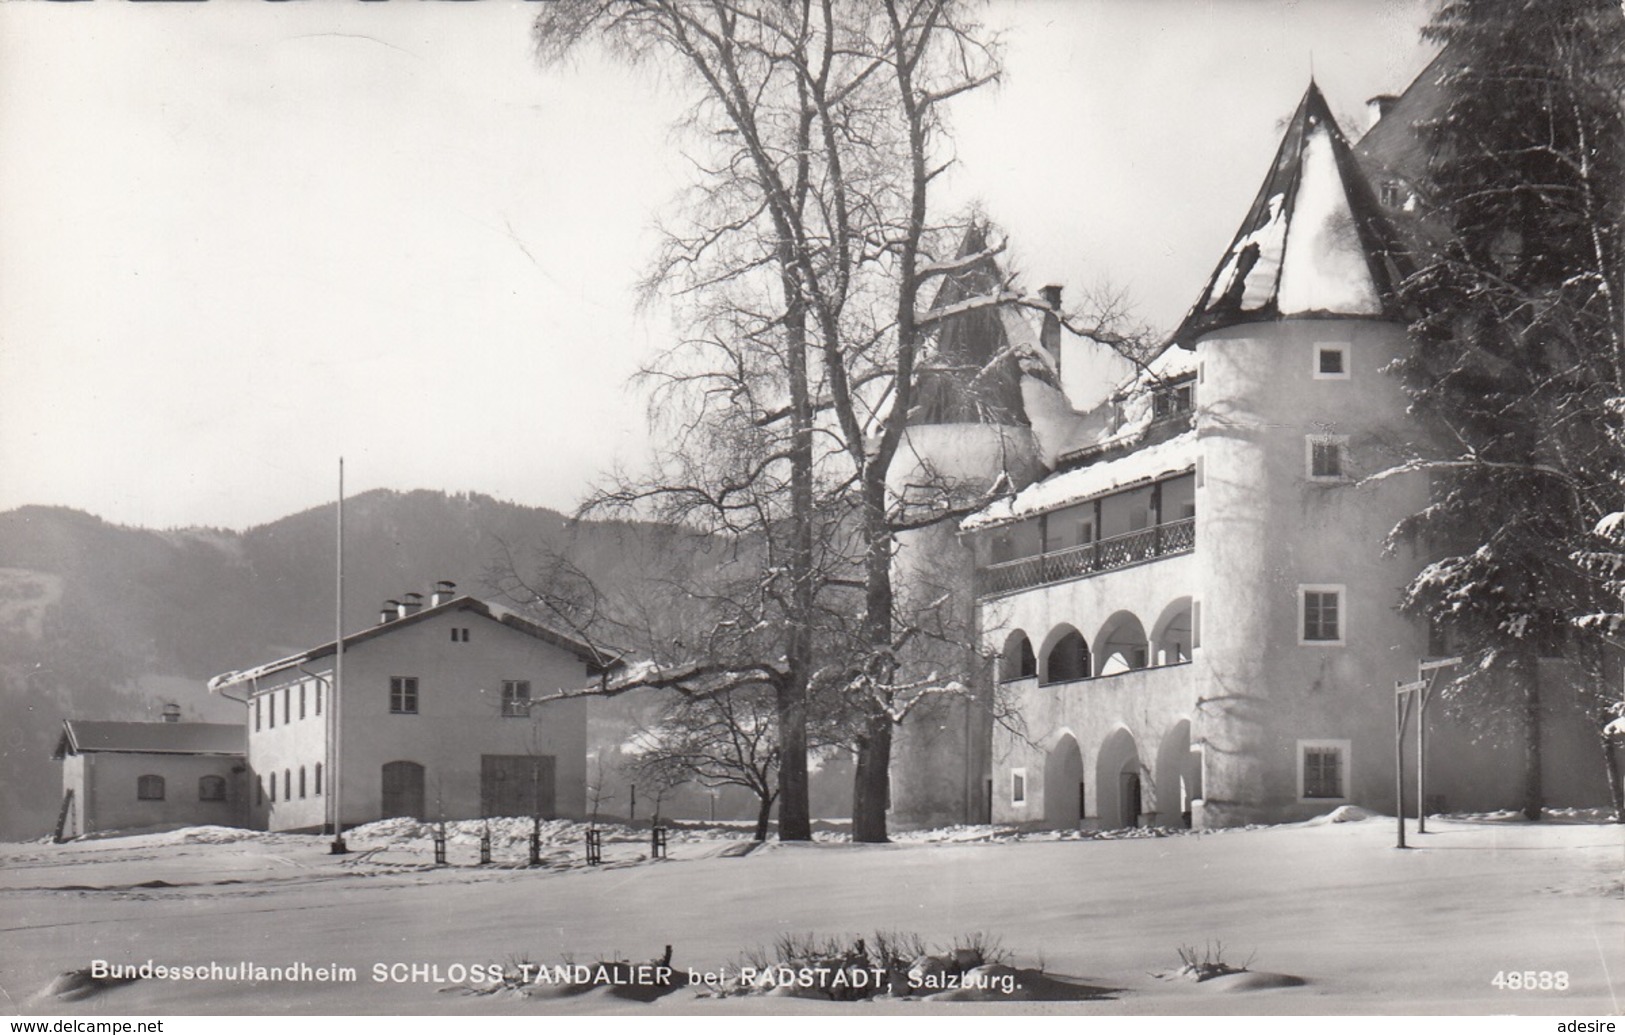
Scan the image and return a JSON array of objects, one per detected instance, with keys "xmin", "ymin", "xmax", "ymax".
[
  {"xmin": 1417, "ymin": 681, "xmax": 1430, "ymax": 834},
  {"xmin": 1394, "ymin": 681, "xmax": 1421, "ymax": 849}
]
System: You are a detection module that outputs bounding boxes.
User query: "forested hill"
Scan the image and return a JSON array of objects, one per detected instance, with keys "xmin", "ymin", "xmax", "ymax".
[{"xmin": 0, "ymin": 489, "xmax": 677, "ymax": 840}]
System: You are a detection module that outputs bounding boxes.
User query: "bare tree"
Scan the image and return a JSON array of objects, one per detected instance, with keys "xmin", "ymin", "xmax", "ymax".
[
  {"xmin": 627, "ymin": 686, "xmax": 782, "ymax": 840},
  {"xmin": 534, "ymin": 0, "xmax": 1146, "ymax": 843}
]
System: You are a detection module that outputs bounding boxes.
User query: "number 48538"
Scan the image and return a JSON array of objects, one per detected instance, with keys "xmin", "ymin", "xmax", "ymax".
[{"xmin": 1492, "ymin": 971, "xmax": 1569, "ymax": 990}]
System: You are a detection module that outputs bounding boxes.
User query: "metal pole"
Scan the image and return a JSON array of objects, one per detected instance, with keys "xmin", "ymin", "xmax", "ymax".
[{"xmin": 330, "ymin": 458, "xmax": 348, "ymax": 855}]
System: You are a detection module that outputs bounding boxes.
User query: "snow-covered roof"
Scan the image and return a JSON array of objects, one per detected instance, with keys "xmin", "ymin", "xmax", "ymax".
[
  {"xmin": 1171, "ymin": 81, "xmax": 1411, "ymax": 347},
  {"xmin": 963, "ymin": 430, "xmax": 1197, "ymax": 531},
  {"xmin": 54, "ymin": 720, "xmax": 244, "ymax": 759},
  {"xmin": 207, "ymin": 596, "xmax": 616, "ymax": 692}
]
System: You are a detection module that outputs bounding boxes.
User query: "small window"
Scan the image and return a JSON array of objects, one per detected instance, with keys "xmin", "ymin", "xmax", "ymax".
[
  {"xmin": 300, "ymin": 683, "xmax": 307, "ymax": 719},
  {"xmin": 501, "ymin": 679, "xmax": 532, "ymax": 718},
  {"xmin": 257, "ymin": 775, "xmax": 265, "ymax": 806},
  {"xmin": 1077, "ymin": 520, "xmax": 1094, "ymax": 545},
  {"xmin": 1313, "ymin": 343, "xmax": 1350, "ymax": 380},
  {"xmin": 1379, "ymin": 181, "xmax": 1400, "ymax": 207},
  {"xmin": 270, "ymin": 775, "xmax": 277, "ymax": 803},
  {"xmin": 137, "ymin": 775, "xmax": 165, "ymax": 801},
  {"xmin": 255, "ymin": 697, "xmax": 262, "ymax": 732},
  {"xmin": 282, "ymin": 769, "xmax": 290, "ymax": 800},
  {"xmin": 283, "ymin": 686, "xmax": 291, "ymax": 724},
  {"xmin": 1011, "ymin": 769, "xmax": 1027, "ymax": 805},
  {"xmin": 316, "ymin": 680, "xmax": 322, "ymax": 715},
  {"xmin": 390, "ymin": 676, "xmax": 419, "ymax": 714},
  {"xmin": 199, "ymin": 775, "xmax": 227, "ymax": 802},
  {"xmin": 1301, "ymin": 586, "xmax": 1345, "ymax": 645},
  {"xmin": 268, "ymin": 693, "xmax": 276, "ymax": 729},
  {"xmin": 299, "ymin": 766, "xmax": 307, "ymax": 799},
  {"xmin": 1307, "ymin": 435, "xmax": 1348, "ymax": 481},
  {"xmin": 1300, "ymin": 740, "xmax": 1350, "ymax": 800},
  {"xmin": 315, "ymin": 762, "xmax": 323, "ymax": 796}
]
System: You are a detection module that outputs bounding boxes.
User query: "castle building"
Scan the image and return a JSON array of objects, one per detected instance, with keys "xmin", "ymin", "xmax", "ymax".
[
  {"xmin": 208, "ymin": 587, "xmax": 609, "ymax": 833},
  {"xmin": 889, "ymin": 65, "xmax": 1614, "ymax": 829}
]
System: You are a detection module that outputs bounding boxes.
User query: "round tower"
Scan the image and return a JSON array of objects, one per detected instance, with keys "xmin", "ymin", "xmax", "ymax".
[
  {"xmin": 886, "ymin": 224, "xmax": 1045, "ymax": 830},
  {"xmin": 1175, "ymin": 82, "xmax": 1433, "ymax": 826}
]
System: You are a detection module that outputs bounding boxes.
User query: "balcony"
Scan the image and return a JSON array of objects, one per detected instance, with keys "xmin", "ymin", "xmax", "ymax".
[{"xmin": 977, "ymin": 516, "xmax": 1195, "ymax": 598}]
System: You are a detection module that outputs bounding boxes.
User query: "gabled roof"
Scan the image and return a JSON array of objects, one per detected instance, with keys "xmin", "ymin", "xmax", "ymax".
[
  {"xmin": 54, "ymin": 720, "xmax": 244, "ymax": 759},
  {"xmin": 911, "ymin": 223, "xmax": 1033, "ymax": 427},
  {"xmin": 1171, "ymin": 81, "xmax": 1412, "ymax": 348},
  {"xmin": 207, "ymin": 595, "xmax": 617, "ymax": 693}
]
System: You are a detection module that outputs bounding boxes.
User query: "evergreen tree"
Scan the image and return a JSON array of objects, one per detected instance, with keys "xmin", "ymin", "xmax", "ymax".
[{"xmin": 1388, "ymin": 0, "xmax": 1625, "ymax": 818}]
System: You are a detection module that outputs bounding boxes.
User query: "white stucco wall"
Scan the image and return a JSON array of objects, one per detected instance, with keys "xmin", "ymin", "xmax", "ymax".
[{"xmin": 246, "ymin": 605, "xmax": 590, "ymax": 832}]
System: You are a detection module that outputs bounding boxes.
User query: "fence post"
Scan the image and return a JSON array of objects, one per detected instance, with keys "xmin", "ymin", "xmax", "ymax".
[
  {"xmin": 651, "ymin": 826, "xmax": 667, "ymax": 860},
  {"xmin": 586, "ymin": 829, "xmax": 602, "ymax": 866},
  {"xmin": 433, "ymin": 822, "xmax": 447, "ymax": 866},
  {"xmin": 479, "ymin": 824, "xmax": 491, "ymax": 866}
]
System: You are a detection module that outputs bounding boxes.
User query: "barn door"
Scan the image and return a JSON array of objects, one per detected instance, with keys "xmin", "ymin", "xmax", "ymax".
[
  {"xmin": 480, "ymin": 755, "xmax": 556, "ymax": 819},
  {"xmin": 381, "ymin": 761, "xmax": 425, "ymax": 819}
]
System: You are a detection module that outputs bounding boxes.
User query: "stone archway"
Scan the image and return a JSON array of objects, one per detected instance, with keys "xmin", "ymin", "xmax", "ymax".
[
  {"xmin": 1044, "ymin": 732, "xmax": 1085, "ymax": 829},
  {"xmin": 1093, "ymin": 611, "xmax": 1149, "ymax": 676},
  {"xmin": 1095, "ymin": 727, "xmax": 1142, "ymax": 828},
  {"xmin": 1154, "ymin": 719, "xmax": 1201, "ymax": 828}
]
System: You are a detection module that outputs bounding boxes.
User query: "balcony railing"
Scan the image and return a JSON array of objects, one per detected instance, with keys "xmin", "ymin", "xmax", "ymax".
[{"xmin": 977, "ymin": 516, "xmax": 1195, "ymax": 597}]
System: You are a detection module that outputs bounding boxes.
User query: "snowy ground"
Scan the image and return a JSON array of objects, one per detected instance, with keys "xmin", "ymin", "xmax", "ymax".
[{"xmin": 1, "ymin": 812, "xmax": 1619, "ymax": 1016}]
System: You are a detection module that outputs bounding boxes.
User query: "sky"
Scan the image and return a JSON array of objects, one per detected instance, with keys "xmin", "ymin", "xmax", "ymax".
[{"xmin": 0, "ymin": 0, "xmax": 1437, "ymax": 531}]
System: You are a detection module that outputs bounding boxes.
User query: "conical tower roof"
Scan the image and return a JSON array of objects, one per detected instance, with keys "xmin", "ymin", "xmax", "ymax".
[
  {"xmin": 1171, "ymin": 81, "xmax": 1412, "ymax": 348},
  {"xmin": 910, "ymin": 222, "xmax": 1032, "ymax": 426}
]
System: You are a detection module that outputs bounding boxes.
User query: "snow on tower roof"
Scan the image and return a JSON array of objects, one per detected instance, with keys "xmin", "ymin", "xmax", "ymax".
[{"xmin": 1171, "ymin": 81, "xmax": 1412, "ymax": 348}]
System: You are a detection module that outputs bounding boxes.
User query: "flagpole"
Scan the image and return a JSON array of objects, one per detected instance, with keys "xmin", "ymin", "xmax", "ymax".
[{"xmin": 330, "ymin": 457, "xmax": 348, "ymax": 854}]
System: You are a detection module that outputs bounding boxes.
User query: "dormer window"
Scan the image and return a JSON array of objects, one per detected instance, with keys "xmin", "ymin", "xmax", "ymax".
[
  {"xmin": 1380, "ymin": 180, "xmax": 1401, "ymax": 207},
  {"xmin": 1151, "ymin": 376, "xmax": 1196, "ymax": 421}
]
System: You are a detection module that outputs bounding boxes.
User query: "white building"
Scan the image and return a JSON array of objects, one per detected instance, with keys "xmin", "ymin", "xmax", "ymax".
[
  {"xmin": 209, "ymin": 586, "xmax": 611, "ymax": 833},
  {"xmin": 889, "ymin": 71, "xmax": 1614, "ymax": 830}
]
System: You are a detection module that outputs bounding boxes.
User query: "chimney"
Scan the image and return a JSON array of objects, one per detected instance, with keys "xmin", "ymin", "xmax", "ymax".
[
  {"xmin": 1366, "ymin": 94, "xmax": 1399, "ymax": 131},
  {"xmin": 431, "ymin": 580, "xmax": 457, "ymax": 607},
  {"xmin": 1039, "ymin": 284, "xmax": 1064, "ymax": 376},
  {"xmin": 161, "ymin": 702, "xmax": 181, "ymax": 724},
  {"xmin": 402, "ymin": 592, "xmax": 424, "ymax": 617},
  {"xmin": 383, "ymin": 599, "xmax": 402, "ymax": 623}
]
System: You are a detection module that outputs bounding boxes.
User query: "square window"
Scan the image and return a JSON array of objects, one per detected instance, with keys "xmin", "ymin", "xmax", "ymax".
[
  {"xmin": 137, "ymin": 775, "xmax": 165, "ymax": 801},
  {"xmin": 1307, "ymin": 435, "xmax": 1349, "ymax": 481},
  {"xmin": 501, "ymin": 679, "xmax": 531, "ymax": 718},
  {"xmin": 1313, "ymin": 343, "xmax": 1350, "ymax": 380},
  {"xmin": 390, "ymin": 676, "xmax": 419, "ymax": 714},
  {"xmin": 1299, "ymin": 740, "xmax": 1350, "ymax": 800},
  {"xmin": 1011, "ymin": 769, "xmax": 1027, "ymax": 805},
  {"xmin": 1300, "ymin": 586, "xmax": 1344, "ymax": 644}
]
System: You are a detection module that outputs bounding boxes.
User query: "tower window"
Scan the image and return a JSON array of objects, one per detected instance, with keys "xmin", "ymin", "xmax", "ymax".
[
  {"xmin": 1307, "ymin": 435, "xmax": 1349, "ymax": 481},
  {"xmin": 1300, "ymin": 586, "xmax": 1345, "ymax": 645},
  {"xmin": 1313, "ymin": 343, "xmax": 1350, "ymax": 380},
  {"xmin": 1299, "ymin": 740, "xmax": 1350, "ymax": 800}
]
